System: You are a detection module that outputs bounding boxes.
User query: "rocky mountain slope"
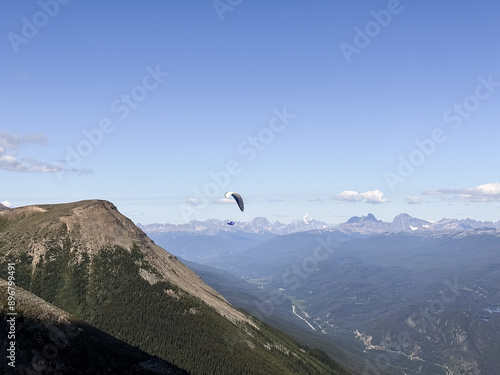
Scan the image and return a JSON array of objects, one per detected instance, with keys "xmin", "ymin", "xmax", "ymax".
[{"xmin": 0, "ymin": 200, "xmax": 350, "ymax": 375}]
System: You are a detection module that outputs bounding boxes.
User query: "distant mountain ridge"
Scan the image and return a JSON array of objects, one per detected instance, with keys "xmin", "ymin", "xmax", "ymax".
[
  {"xmin": 338, "ymin": 213, "xmax": 500, "ymax": 235},
  {"xmin": 138, "ymin": 214, "xmax": 332, "ymax": 235},
  {"xmin": 139, "ymin": 213, "xmax": 500, "ymax": 236}
]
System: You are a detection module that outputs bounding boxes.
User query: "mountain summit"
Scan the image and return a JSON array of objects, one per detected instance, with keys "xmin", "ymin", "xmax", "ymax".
[
  {"xmin": 389, "ymin": 213, "xmax": 431, "ymax": 232},
  {"xmin": 0, "ymin": 200, "xmax": 349, "ymax": 375},
  {"xmin": 346, "ymin": 213, "xmax": 379, "ymax": 224}
]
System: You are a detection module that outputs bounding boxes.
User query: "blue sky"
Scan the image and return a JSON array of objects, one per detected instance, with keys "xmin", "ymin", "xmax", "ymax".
[{"xmin": 1, "ymin": 0, "xmax": 500, "ymax": 224}]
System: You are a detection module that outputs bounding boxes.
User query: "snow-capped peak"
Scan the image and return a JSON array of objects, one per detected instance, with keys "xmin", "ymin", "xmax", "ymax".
[{"xmin": 302, "ymin": 214, "xmax": 313, "ymax": 223}]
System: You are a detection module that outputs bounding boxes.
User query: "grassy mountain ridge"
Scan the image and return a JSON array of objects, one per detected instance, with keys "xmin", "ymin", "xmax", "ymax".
[{"xmin": 0, "ymin": 200, "xmax": 351, "ymax": 375}]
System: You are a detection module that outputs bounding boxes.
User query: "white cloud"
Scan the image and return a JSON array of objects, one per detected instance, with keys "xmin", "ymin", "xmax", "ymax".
[
  {"xmin": 0, "ymin": 131, "xmax": 47, "ymax": 153},
  {"xmin": 188, "ymin": 198, "xmax": 235, "ymax": 206},
  {"xmin": 0, "ymin": 131, "xmax": 77, "ymax": 173},
  {"xmin": 362, "ymin": 190, "xmax": 387, "ymax": 204},
  {"xmin": 217, "ymin": 198, "xmax": 234, "ymax": 205},
  {"xmin": 475, "ymin": 182, "xmax": 500, "ymax": 195},
  {"xmin": 335, "ymin": 190, "xmax": 362, "ymax": 202},
  {"xmin": 424, "ymin": 182, "xmax": 500, "ymax": 202},
  {"xmin": 406, "ymin": 195, "xmax": 421, "ymax": 205},
  {"xmin": 1, "ymin": 200, "xmax": 12, "ymax": 208},
  {"xmin": 334, "ymin": 190, "xmax": 387, "ymax": 204},
  {"xmin": 187, "ymin": 198, "xmax": 198, "ymax": 206}
]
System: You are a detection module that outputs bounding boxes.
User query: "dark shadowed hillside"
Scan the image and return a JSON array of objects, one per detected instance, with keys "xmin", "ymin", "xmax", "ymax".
[{"xmin": 0, "ymin": 278, "xmax": 189, "ymax": 374}]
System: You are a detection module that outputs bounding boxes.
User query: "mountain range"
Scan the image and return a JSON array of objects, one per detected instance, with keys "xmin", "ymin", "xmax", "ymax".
[
  {"xmin": 139, "ymin": 213, "xmax": 500, "ymax": 237},
  {"xmin": 138, "ymin": 214, "xmax": 500, "ymax": 269},
  {"xmin": 138, "ymin": 214, "xmax": 332, "ymax": 236},
  {"xmin": 339, "ymin": 213, "xmax": 500, "ymax": 235}
]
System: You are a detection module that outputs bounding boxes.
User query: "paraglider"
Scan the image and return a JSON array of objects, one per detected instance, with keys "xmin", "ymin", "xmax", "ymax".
[
  {"xmin": 225, "ymin": 192, "xmax": 244, "ymax": 225},
  {"xmin": 225, "ymin": 192, "xmax": 244, "ymax": 212}
]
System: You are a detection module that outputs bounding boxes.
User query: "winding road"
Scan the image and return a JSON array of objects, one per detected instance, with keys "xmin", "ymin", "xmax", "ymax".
[{"xmin": 292, "ymin": 305, "xmax": 316, "ymax": 331}]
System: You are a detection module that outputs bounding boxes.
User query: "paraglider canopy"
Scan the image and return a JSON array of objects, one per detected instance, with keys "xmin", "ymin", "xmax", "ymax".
[
  {"xmin": 227, "ymin": 221, "xmax": 235, "ymax": 225},
  {"xmin": 225, "ymin": 192, "xmax": 244, "ymax": 212}
]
